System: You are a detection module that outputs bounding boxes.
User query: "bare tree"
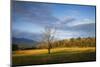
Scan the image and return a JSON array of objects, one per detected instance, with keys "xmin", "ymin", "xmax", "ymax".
[
  {"xmin": 41, "ymin": 18, "xmax": 70, "ymax": 54},
  {"xmin": 42, "ymin": 26, "xmax": 56, "ymax": 54}
]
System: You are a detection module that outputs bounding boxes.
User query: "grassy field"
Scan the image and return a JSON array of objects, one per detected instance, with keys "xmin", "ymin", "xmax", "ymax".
[{"xmin": 12, "ymin": 47, "xmax": 96, "ymax": 66}]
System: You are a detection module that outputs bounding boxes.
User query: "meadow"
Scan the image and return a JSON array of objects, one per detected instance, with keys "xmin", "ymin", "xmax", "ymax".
[
  {"xmin": 12, "ymin": 47, "xmax": 96, "ymax": 66},
  {"xmin": 12, "ymin": 1, "xmax": 96, "ymax": 66}
]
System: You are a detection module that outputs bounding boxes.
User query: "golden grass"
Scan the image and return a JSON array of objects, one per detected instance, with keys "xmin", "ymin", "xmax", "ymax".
[
  {"xmin": 13, "ymin": 47, "xmax": 96, "ymax": 56},
  {"xmin": 13, "ymin": 49, "xmax": 48, "ymax": 56},
  {"xmin": 51, "ymin": 47, "xmax": 95, "ymax": 53}
]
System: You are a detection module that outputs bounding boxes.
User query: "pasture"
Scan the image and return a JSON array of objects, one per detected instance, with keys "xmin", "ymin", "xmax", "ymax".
[{"xmin": 12, "ymin": 47, "xmax": 96, "ymax": 66}]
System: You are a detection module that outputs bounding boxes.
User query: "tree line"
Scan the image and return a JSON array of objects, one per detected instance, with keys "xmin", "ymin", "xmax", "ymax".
[
  {"xmin": 12, "ymin": 37, "xmax": 95, "ymax": 51},
  {"xmin": 36, "ymin": 37, "xmax": 96, "ymax": 49}
]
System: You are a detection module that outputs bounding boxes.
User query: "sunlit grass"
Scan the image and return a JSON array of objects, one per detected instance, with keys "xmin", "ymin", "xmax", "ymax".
[
  {"xmin": 13, "ymin": 47, "xmax": 95, "ymax": 56},
  {"xmin": 12, "ymin": 47, "xmax": 96, "ymax": 66}
]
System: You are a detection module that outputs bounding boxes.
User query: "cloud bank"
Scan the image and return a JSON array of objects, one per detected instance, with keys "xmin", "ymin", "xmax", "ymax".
[{"xmin": 12, "ymin": 1, "xmax": 96, "ymax": 40}]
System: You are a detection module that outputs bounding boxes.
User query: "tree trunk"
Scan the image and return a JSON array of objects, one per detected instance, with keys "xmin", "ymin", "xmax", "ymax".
[
  {"xmin": 48, "ymin": 48, "xmax": 50, "ymax": 54},
  {"xmin": 48, "ymin": 42, "xmax": 51, "ymax": 54}
]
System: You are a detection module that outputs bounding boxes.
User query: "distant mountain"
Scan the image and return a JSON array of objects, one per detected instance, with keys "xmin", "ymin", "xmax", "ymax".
[{"xmin": 12, "ymin": 37, "xmax": 38, "ymax": 49}]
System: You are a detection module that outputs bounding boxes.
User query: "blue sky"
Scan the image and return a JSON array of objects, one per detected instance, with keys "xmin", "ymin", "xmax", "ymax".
[{"xmin": 12, "ymin": 1, "xmax": 96, "ymax": 40}]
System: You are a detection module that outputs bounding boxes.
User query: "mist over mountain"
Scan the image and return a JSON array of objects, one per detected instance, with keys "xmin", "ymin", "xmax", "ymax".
[
  {"xmin": 12, "ymin": 30, "xmax": 42, "ymax": 42},
  {"xmin": 12, "ymin": 37, "xmax": 39, "ymax": 49}
]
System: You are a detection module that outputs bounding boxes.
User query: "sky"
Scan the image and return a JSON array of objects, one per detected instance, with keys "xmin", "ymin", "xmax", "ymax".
[{"xmin": 12, "ymin": 1, "xmax": 96, "ymax": 40}]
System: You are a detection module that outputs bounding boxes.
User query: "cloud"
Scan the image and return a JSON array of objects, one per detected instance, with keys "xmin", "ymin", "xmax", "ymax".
[
  {"xmin": 54, "ymin": 16, "xmax": 77, "ymax": 29},
  {"xmin": 66, "ymin": 18, "xmax": 95, "ymax": 27},
  {"xmin": 12, "ymin": 29, "xmax": 42, "ymax": 41},
  {"xmin": 60, "ymin": 17, "xmax": 76, "ymax": 25},
  {"xmin": 59, "ymin": 23, "xmax": 95, "ymax": 37},
  {"xmin": 12, "ymin": 1, "xmax": 96, "ymax": 40},
  {"xmin": 12, "ymin": 1, "xmax": 59, "ymax": 27},
  {"xmin": 55, "ymin": 30, "xmax": 79, "ymax": 39},
  {"xmin": 71, "ymin": 23, "xmax": 95, "ymax": 31}
]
